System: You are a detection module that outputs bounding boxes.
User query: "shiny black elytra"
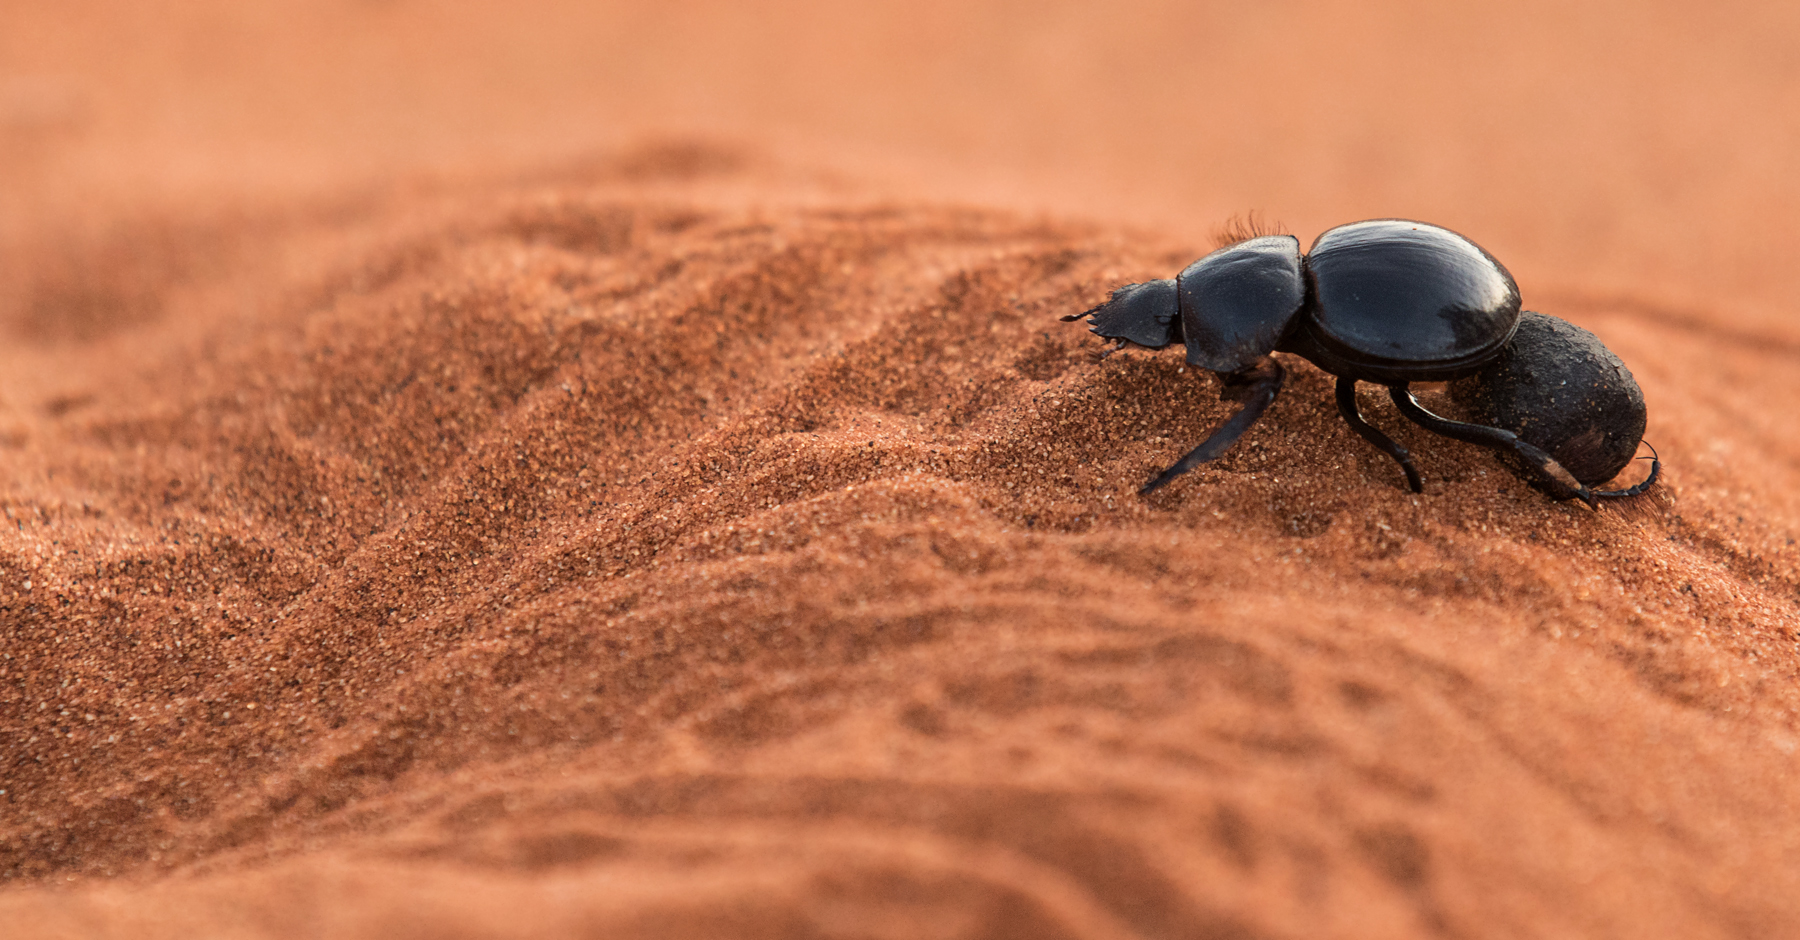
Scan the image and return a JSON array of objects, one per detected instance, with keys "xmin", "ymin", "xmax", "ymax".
[{"xmin": 1064, "ymin": 219, "xmax": 1660, "ymax": 506}]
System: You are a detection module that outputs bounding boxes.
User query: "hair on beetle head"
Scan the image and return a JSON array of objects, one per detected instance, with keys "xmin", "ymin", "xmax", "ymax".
[{"xmin": 1213, "ymin": 212, "xmax": 1289, "ymax": 249}]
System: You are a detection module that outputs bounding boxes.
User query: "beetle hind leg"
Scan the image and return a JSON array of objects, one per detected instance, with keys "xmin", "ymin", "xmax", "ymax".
[
  {"xmin": 1140, "ymin": 357, "xmax": 1285, "ymax": 496},
  {"xmin": 1334, "ymin": 378, "xmax": 1423, "ymax": 493},
  {"xmin": 1590, "ymin": 441, "xmax": 1661, "ymax": 498},
  {"xmin": 1387, "ymin": 385, "xmax": 1598, "ymax": 508}
]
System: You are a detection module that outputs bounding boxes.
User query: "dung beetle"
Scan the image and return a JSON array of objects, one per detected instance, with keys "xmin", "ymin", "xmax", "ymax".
[{"xmin": 1065, "ymin": 219, "xmax": 1659, "ymax": 505}]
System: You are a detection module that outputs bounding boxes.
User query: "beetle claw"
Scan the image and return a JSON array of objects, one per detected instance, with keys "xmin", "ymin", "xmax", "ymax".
[{"xmin": 1590, "ymin": 442, "xmax": 1662, "ymax": 499}]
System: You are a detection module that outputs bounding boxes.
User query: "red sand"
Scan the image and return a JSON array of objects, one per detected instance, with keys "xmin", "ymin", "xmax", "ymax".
[{"xmin": 4, "ymin": 3, "xmax": 1800, "ymax": 938}]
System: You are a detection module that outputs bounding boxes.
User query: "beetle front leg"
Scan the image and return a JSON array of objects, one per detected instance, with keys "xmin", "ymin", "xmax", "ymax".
[{"xmin": 1140, "ymin": 357, "xmax": 1285, "ymax": 496}]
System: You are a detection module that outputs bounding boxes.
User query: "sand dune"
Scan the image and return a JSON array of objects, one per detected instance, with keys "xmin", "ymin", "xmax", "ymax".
[
  {"xmin": 6, "ymin": 2, "xmax": 1800, "ymax": 937},
  {"xmin": 0, "ymin": 146, "xmax": 1795, "ymax": 937}
]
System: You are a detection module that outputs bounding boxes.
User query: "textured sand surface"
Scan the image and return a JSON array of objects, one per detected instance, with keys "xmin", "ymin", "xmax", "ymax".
[{"xmin": 4, "ymin": 3, "xmax": 1800, "ymax": 938}]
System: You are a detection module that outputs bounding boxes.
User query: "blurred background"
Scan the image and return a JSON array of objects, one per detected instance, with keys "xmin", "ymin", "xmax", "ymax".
[{"xmin": 4, "ymin": 0, "xmax": 1799, "ymax": 332}]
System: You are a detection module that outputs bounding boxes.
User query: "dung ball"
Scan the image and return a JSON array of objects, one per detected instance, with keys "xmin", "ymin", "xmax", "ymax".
[{"xmin": 1449, "ymin": 312, "xmax": 1646, "ymax": 487}]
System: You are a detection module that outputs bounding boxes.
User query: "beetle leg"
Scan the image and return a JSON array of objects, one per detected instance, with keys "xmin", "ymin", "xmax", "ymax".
[
  {"xmin": 1140, "ymin": 357, "xmax": 1285, "ymax": 496},
  {"xmin": 1096, "ymin": 338, "xmax": 1130, "ymax": 361},
  {"xmin": 1334, "ymin": 378, "xmax": 1423, "ymax": 493},
  {"xmin": 1590, "ymin": 441, "xmax": 1661, "ymax": 498},
  {"xmin": 1387, "ymin": 385, "xmax": 1597, "ymax": 508}
]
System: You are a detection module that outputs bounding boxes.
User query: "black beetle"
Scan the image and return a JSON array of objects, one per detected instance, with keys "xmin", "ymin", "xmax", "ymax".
[{"xmin": 1065, "ymin": 219, "xmax": 1659, "ymax": 505}]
